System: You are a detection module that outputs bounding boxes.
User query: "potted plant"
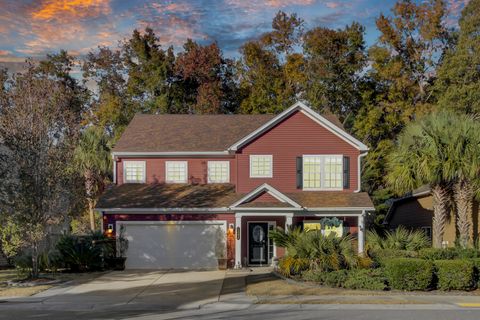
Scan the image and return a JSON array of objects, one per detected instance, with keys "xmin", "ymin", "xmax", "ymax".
[
  {"xmin": 215, "ymin": 229, "xmax": 227, "ymax": 270},
  {"xmin": 217, "ymin": 251, "xmax": 228, "ymax": 270},
  {"xmin": 106, "ymin": 225, "xmax": 129, "ymax": 270}
]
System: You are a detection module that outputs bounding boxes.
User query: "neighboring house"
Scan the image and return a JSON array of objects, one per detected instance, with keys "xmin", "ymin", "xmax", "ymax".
[
  {"xmin": 384, "ymin": 186, "xmax": 480, "ymax": 247},
  {"xmin": 96, "ymin": 102, "xmax": 374, "ymax": 269}
]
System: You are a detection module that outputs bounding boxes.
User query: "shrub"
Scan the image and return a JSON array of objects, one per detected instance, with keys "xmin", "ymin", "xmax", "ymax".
[
  {"xmin": 302, "ymin": 269, "xmax": 324, "ymax": 282},
  {"xmin": 56, "ymin": 233, "xmax": 111, "ymax": 272},
  {"xmin": 366, "ymin": 226, "xmax": 430, "ymax": 252},
  {"xmin": 357, "ymin": 256, "xmax": 374, "ymax": 269},
  {"xmin": 323, "ymin": 270, "xmax": 349, "ymax": 287},
  {"xmin": 419, "ymin": 248, "xmax": 458, "ymax": 260},
  {"xmin": 419, "ymin": 248, "xmax": 480, "ymax": 260},
  {"xmin": 384, "ymin": 258, "xmax": 434, "ymax": 291},
  {"xmin": 369, "ymin": 248, "xmax": 417, "ymax": 267},
  {"xmin": 270, "ymin": 228, "xmax": 358, "ymax": 276},
  {"xmin": 343, "ymin": 269, "xmax": 388, "ymax": 291},
  {"xmin": 435, "ymin": 260, "xmax": 476, "ymax": 291},
  {"xmin": 456, "ymin": 248, "xmax": 480, "ymax": 259}
]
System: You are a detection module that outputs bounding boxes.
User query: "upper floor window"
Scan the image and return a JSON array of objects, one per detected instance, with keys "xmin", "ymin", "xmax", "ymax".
[
  {"xmin": 208, "ymin": 161, "xmax": 230, "ymax": 183},
  {"xmin": 124, "ymin": 161, "xmax": 146, "ymax": 183},
  {"xmin": 166, "ymin": 161, "xmax": 188, "ymax": 183},
  {"xmin": 250, "ymin": 155, "xmax": 273, "ymax": 178},
  {"xmin": 303, "ymin": 155, "xmax": 342, "ymax": 190}
]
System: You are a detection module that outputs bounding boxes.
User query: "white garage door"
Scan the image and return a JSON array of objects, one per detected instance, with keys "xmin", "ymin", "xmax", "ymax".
[{"xmin": 121, "ymin": 221, "xmax": 227, "ymax": 269}]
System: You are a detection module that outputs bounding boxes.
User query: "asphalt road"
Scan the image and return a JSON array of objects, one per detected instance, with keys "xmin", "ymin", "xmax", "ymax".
[{"xmin": 1, "ymin": 305, "xmax": 480, "ymax": 320}]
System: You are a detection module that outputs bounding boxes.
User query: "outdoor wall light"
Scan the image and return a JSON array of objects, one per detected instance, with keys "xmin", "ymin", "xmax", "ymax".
[
  {"xmin": 236, "ymin": 227, "xmax": 240, "ymax": 240},
  {"xmin": 106, "ymin": 224, "xmax": 114, "ymax": 236}
]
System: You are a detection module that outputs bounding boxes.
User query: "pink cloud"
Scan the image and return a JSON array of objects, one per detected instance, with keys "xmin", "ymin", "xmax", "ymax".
[
  {"xmin": 225, "ymin": 0, "xmax": 315, "ymax": 12},
  {"xmin": 0, "ymin": 50, "xmax": 12, "ymax": 56},
  {"xmin": 325, "ymin": 2, "xmax": 341, "ymax": 9}
]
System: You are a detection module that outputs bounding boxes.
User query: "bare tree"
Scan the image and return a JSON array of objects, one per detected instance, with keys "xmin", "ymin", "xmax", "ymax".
[{"xmin": 0, "ymin": 68, "xmax": 80, "ymax": 278}]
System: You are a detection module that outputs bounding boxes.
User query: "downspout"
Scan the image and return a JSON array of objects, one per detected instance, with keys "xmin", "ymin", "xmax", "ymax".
[
  {"xmin": 112, "ymin": 154, "xmax": 116, "ymax": 184},
  {"xmin": 354, "ymin": 152, "xmax": 368, "ymax": 193}
]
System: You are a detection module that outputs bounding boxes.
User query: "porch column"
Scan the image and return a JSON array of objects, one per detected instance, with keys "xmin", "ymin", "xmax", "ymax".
[
  {"xmin": 285, "ymin": 214, "xmax": 293, "ymax": 232},
  {"xmin": 358, "ymin": 211, "xmax": 365, "ymax": 255},
  {"xmin": 234, "ymin": 214, "xmax": 242, "ymax": 268}
]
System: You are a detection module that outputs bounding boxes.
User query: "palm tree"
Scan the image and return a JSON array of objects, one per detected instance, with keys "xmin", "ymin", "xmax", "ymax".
[
  {"xmin": 73, "ymin": 127, "xmax": 111, "ymax": 231},
  {"xmin": 387, "ymin": 112, "xmax": 456, "ymax": 248},
  {"xmin": 441, "ymin": 113, "xmax": 480, "ymax": 247}
]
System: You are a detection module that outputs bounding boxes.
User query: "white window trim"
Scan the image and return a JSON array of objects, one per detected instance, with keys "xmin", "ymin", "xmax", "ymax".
[
  {"xmin": 207, "ymin": 161, "xmax": 230, "ymax": 183},
  {"xmin": 123, "ymin": 160, "xmax": 146, "ymax": 183},
  {"xmin": 165, "ymin": 161, "xmax": 188, "ymax": 183},
  {"xmin": 302, "ymin": 154, "xmax": 343, "ymax": 191},
  {"xmin": 249, "ymin": 155, "xmax": 273, "ymax": 178}
]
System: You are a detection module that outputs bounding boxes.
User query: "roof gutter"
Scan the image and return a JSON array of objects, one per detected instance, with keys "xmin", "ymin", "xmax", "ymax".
[{"xmin": 111, "ymin": 151, "xmax": 232, "ymax": 157}]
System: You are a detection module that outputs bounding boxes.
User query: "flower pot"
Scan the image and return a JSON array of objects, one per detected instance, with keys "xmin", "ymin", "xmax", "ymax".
[
  {"xmin": 217, "ymin": 258, "xmax": 228, "ymax": 270},
  {"xmin": 106, "ymin": 257, "xmax": 127, "ymax": 270}
]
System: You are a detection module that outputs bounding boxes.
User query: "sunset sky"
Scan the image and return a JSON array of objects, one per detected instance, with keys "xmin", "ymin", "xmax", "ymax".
[{"xmin": 0, "ymin": 0, "xmax": 469, "ymax": 66}]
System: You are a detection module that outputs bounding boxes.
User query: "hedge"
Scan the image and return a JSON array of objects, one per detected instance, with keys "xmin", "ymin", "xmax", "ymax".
[
  {"xmin": 343, "ymin": 269, "xmax": 388, "ymax": 291},
  {"xmin": 419, "ymin": 248, "xmax": 480, "ymax": 260},
  {"xmin": 434, "ymin": 260, "xmax": 476, "ymax": 291},
  {"xmin": 369, "ymin": 249, "xmax": 418, "ymax": 267},
  {"xmin": 384, "ymin": 258, "xmax": 434, "ymax": 291}
]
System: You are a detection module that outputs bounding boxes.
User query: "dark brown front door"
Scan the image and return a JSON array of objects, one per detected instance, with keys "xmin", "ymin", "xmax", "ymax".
[{"xmin": 248, "ymin": 223, "xmax": 268, "ymax": 265}]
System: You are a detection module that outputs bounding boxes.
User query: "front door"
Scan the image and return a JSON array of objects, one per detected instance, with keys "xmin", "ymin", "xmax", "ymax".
[{"xmin": 248, "ymin": 223, "xmax": 268, "ymax": 265}]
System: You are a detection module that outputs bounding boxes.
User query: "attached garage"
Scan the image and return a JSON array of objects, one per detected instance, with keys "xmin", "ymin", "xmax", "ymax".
[{"xmin": 119, "ymin": 221, "xmax": 227, "ymax": 270}]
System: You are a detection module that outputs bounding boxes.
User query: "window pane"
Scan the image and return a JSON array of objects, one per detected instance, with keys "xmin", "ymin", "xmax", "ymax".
[
  {"xmin": 250, "ymin": 155, "xmax": 272, "ymax": 177},
  {"xmin": 208, "ymin": 161, "xmax": 229, "ymax": 183},
  {"xmin": 303, "ymin": 155, "xmax": 343, "ymax": 189},
  {"xmin": 324, "ymin": 156, "xmax": 343, "ymax": 189},
  {"xmin": 124, "ymin": 161, "xmax": 145, "ymax": 183},
  {"xmin": 166, "ymin": 162, "xmax": 187, "ymax": 183},
  {"xmin": 303, "ymin": 156, "xmax": 321, "ymax": 189}
]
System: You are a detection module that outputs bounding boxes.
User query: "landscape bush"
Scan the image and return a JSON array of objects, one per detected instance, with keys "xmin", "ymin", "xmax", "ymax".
[
  {"xmin": 418, "ymin": 248, "xmax": 458, "ymax": 260},
  {"xmin": 366, "ymin": 227, "xmax": 430, "ymax": 252},
  {"xmin": 419, "ymin": 248, "xmax": 480, "ymax": 260},
  {"xmin": 343, "ymin": 268, "xmax": 388, "ymax": 291},
  {"xmin": 384, "ymin": 258, "xmax": 434, "ymax": 291},
  {"xmin": 435, "ymin": 260, "xmax": 476, "ymax": 291},
  {"xmin": 270, "ymin": 228, "xmax": 358, "ymax": 276},
  {"xmin": 56, "ymin": 232, "xmax": 113, "ymax": 272},
  {"xmin": 368, "ymin": 248, "xmax": 417, "ymax": 267},
  {"xmin": 322, "ymin": 270, "xmax": 349, "ymax": 287}
]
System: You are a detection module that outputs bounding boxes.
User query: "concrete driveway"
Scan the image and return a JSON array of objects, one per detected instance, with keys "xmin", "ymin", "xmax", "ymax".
[{"xmin": 34, "ymin": 270, "xmax": 227, "ymax": 311}]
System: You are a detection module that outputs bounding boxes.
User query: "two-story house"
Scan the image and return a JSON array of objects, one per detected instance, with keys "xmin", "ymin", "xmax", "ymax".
[{"xmin": 96, "ymin": 102, "xmax": 374, "ymax": 269}]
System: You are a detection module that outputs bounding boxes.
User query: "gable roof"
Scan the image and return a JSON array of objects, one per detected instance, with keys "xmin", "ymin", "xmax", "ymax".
[
  {"xmin": 228, "ymin": 102, "xmax": 368, "ymax": 152},
  {"xmin": 230, "ymin": 183, "xmax": 302, "ymax": 208},
  {"xmin": 112, "ymin": 101, "xmax": 365, "ymax": 154},
  {"xmin": 96, "ymin": 183, "xmax": 374, "ymax": 211},
  {"xmin": 113, "ymin": 114, "xmax": 275, "ymax": 153},
  {"xmin": 383, "ymin": 185, "xmax": 431, "ymax": 224}
]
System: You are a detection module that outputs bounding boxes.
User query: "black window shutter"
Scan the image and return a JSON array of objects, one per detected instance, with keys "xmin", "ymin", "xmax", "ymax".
[
  {"xmin": 343, "ymin": 156, "xmax": 350, "ymax": 189},
  {"xmin": 296, "ymin": 157, "xmax": 303, "ymax": 189}
]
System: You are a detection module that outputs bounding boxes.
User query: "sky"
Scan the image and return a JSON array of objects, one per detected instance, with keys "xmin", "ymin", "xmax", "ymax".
[{"xmin": 0, "ymin": 0, "xmax": 469, "ymax": 69}]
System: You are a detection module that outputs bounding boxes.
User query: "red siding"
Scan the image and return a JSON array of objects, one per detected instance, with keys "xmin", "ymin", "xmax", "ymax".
[
  {"xmin": 116, "ymin": 157, "xmax": 236, "ymax": 185},
  {"xmin": 236, "ymin": 111, "xmax": 359, "ymax": 193},
  {"xmin": 115, "ymin": 110, "xmax": 360, "ymax": 195},
  {"xmin": 250, "ymin": 192, "xmax": 280, "ymax": 203}
]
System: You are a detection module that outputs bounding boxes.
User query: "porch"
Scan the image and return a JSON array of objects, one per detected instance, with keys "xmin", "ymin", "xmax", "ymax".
[{"xmin": 234, "ymin": 211, "xmax": 366, "ymax": 268}]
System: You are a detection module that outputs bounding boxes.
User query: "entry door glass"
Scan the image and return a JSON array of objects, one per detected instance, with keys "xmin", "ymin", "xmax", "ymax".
[{"xmin": 249, "ymin": 223, "xmax": 268, "ymax": 265}]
